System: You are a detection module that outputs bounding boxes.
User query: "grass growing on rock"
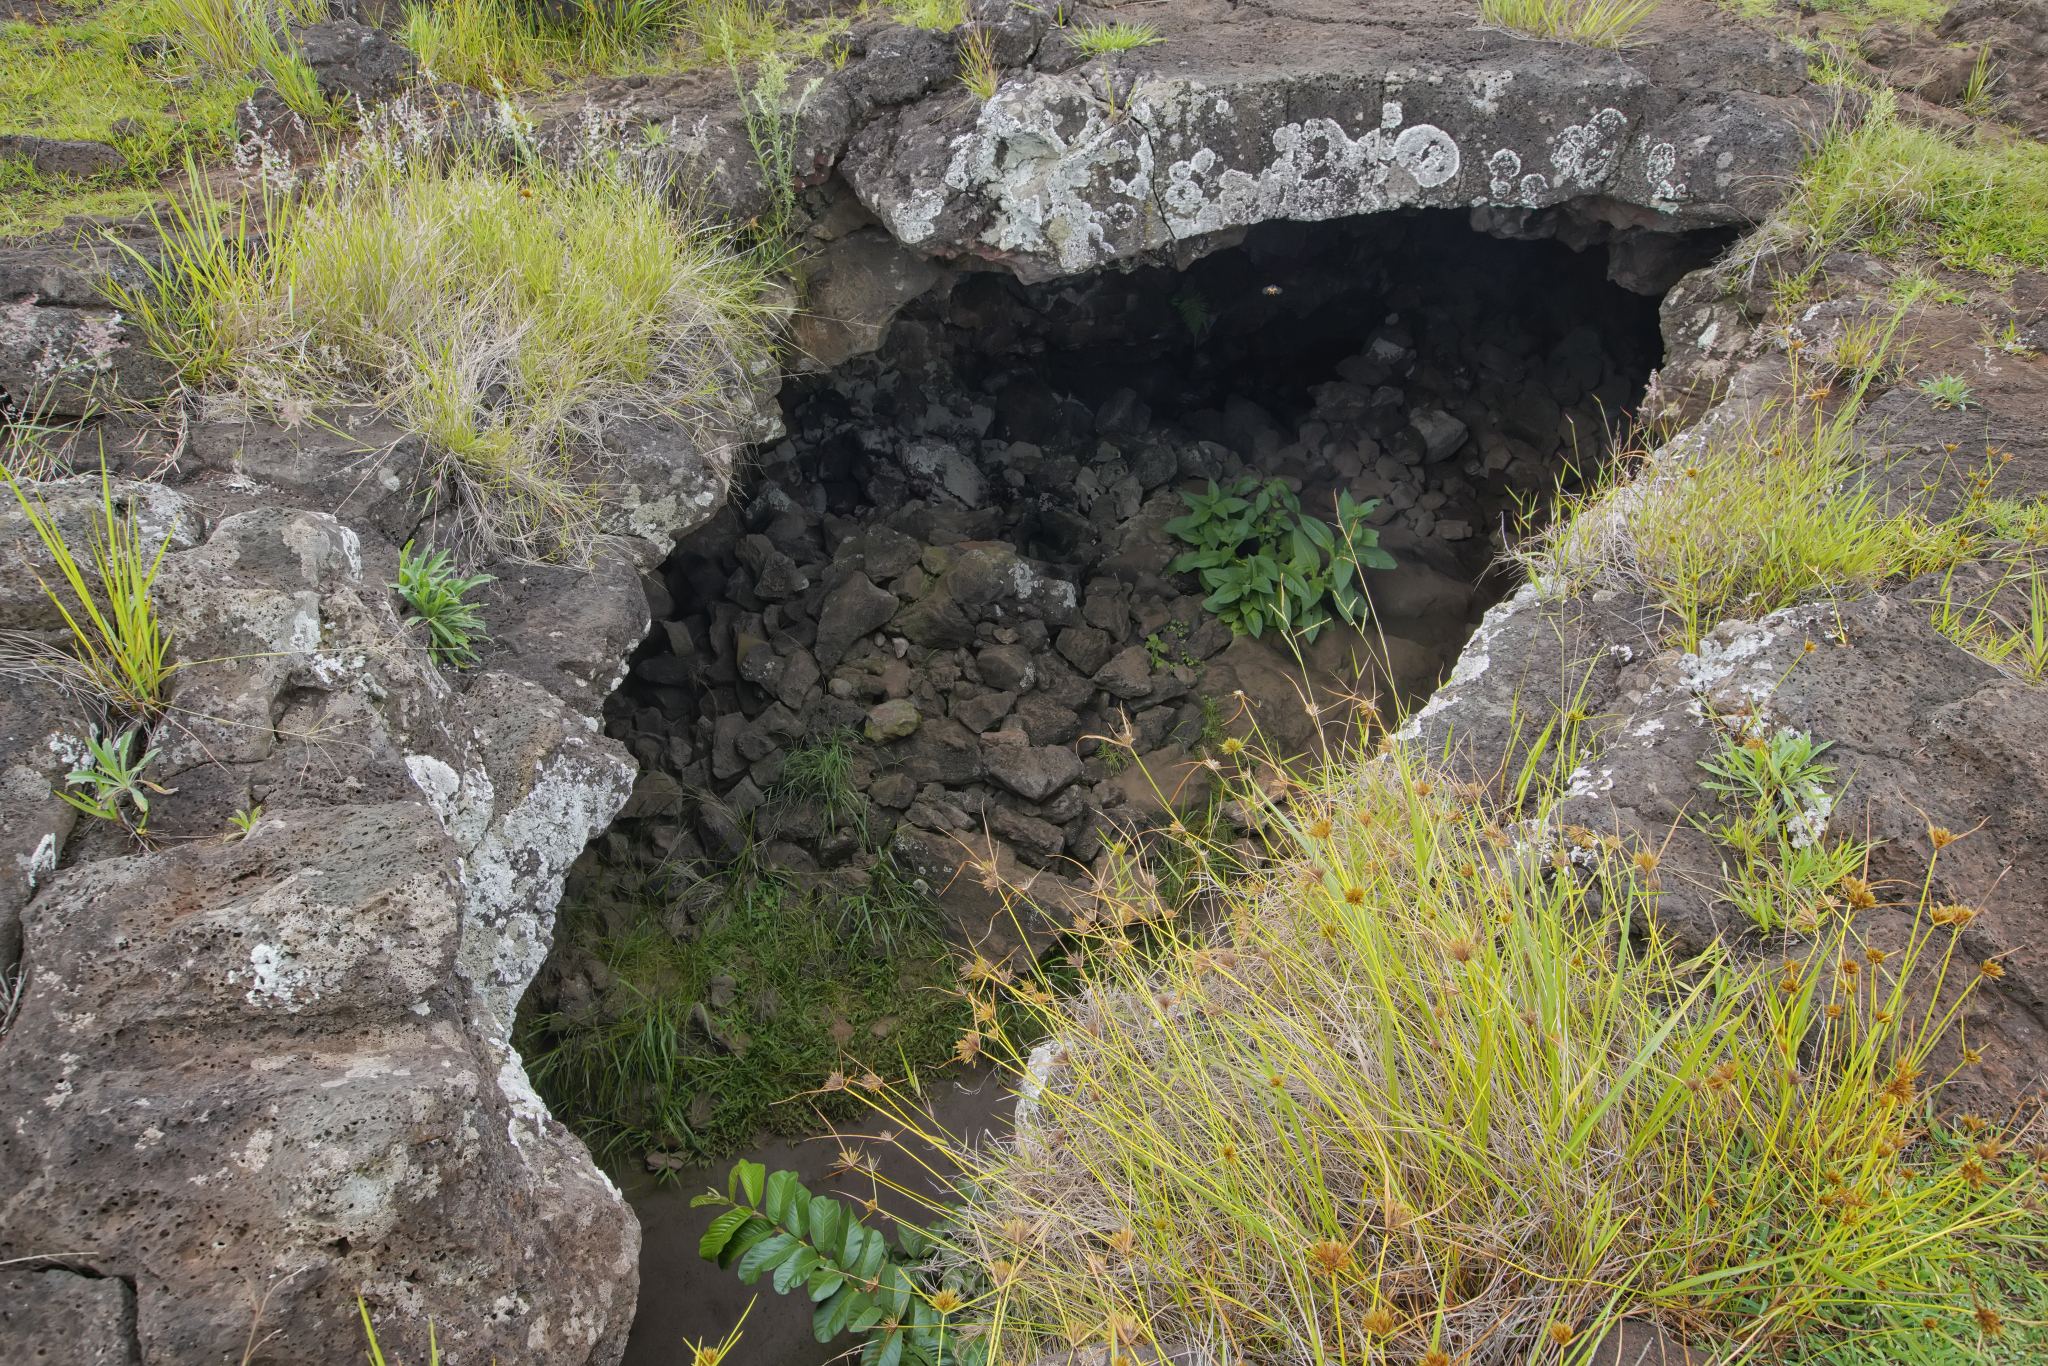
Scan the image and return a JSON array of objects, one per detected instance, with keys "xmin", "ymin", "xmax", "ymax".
[
  {"xmin": 0, "ymin": 0, "xmax": 264, "ymax": 234},
  {"xmin": 1480, "ymin": 0, "xmax": 1660, "ymax": 48},
  {"xmin": 1525, "ymin": 365, "xmax": 1971, "ymax": 649},
  {"xmin": 870, "ymin": 735, "xmax": 2048, "ymax": 1366},
  {"xmin": 1756, "ymin": 90, "xmax": 2048, "ymax": 276},
  {"xmin": 123, "ymin": 142, "xmax": 776, "ymax": 559},
  {"xmin": 518, "ymin": 856, "xmax": 968, "ymax": 1163}
]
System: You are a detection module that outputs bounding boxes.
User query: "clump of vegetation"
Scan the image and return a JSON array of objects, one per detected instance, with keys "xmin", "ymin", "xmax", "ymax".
[
  {"xmin": 1068, "ymin": 19, "xmax": 1162, "ymax": 57},
  {"xmin": 1760, "ymin": 89, "xmax": 2048, "ymax": 275},
  {"xmin": 392, "ymin": 541, "xmax": 495, "ymax": 666},
  {"xmin": 1480, "ymin": 0, "xmax": 1660, "ymax": 49},
  {"xmin": 1528, "ymin": 367, "xmax": 1971, "ymax": 649},
  {"xmin": 956, "ymin": 22, "xmax": 1000, "ymax": 100},
  {"xmin": 695, "ymin": 1161, "xmax": 977, "ymax": 1366},
  {"xmin": 518, "ymin": 854, "xmax": 967, "ymax": 1162},
  {"xmin": 0, "ymin": 0, "xmax": 262, "ymax": 232},
  {"xmin": 0, "ymin": 466, "xmax": 175, "ymax": 717},
  {"xmin": 1920, "ymin": 373, "xmax": 1977, "ymax": 410},
  {"xmin": 59, "ymin": 724, "xmax": 172, "ymax": 835},
  {"xmin": 788, "ymin": 735, "xmax": 2048, "ymax": 1366},
  {"xmin": 1165, "ymin": 478, "xmax": 1393, "ymax": 642},
  {"xmin": 1695, "ymin": 724, "xmax": 1867, "ymax": 931},
  {"xmin": 124, "ymin": 145, "xmax": 775, "ymax": 559}
]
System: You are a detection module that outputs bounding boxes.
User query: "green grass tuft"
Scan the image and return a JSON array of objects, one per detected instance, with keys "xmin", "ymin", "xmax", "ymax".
[
  {"xmin": 1068, "ymin": 19, "xmax": 1162, "ymax": 57},
  {"xmin": 517, "ymin": 859, "xmax": 968, "ymax": 1163},
  {"xmin": 1480, "ymin": 0, "xmax": 1660, "ymax": 48},
  {"xmin": 1771, "ymin": 90, "xmax": 2048, "ymax": 275},
  {"xmin": 124, "ymin": 146, "xmax": 776, "ymax": 560}
]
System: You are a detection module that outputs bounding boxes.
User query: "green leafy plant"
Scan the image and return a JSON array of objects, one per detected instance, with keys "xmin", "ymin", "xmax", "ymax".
[
  {"xmin": 1169, "ymin": 287, "xmax": 1212, "ymax": 342},
  {"xmin": 0, "ymin": 466, "xmax": 176, "ymax": 716},
  {"xmin": 1069, "ymin": 19, "xmax": 1161, "ymax": 56},
  {"xmin": 1919, "ymin": 373, "xmax": 1976, "ymax": 410},
  {"xmin": 1165, "ymin": 477, "xmax": 1393, "ymax": 641},
  {"xmin": 393, "ymin": 541, "xmax": 495, "ymax": 666},
  {"xmin": 1695, "ymin": 725, "xmax": 1865, "ymax": 931},
  {"xmin": 734, "ymin": 52, "xmax": 823, "ymax": 260},
  {"xmin": 59, "ymin": 725, "xmax": 173, "ymax": 833},
  {"xmin": 694, "ymin": 1161, "xmax": 985, "ymax": 1366}
]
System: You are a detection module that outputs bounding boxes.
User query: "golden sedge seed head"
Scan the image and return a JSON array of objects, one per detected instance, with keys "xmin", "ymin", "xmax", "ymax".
[
  {"xmin": 1344, "ymin": 886, "xmax": 1364, "ymax": 905},
  {"xmin": 1981, "ymin": 958, "xmax": 2007, "ymax": 980},
  {"xmin": 1306, "ymin": 1239, "xmax": 1352, "ymax": 1274},
  {"xmin": 1928, "ymin": 825, "xmax": 1958, "ymax": 848},
  {"xmin": 1446, "ymin": 936, "xmax": 1476, "ymax": 963},
  {"xmin": 928, "ymin": 1289, "xmax": 964, "ymax": 1315},
  {"xmin": 1308, "ymin": 818, "xmax": 1332, "ymax": 838},
  {"xmin": 1547, "ymin": 1323, "xmax": 1576, "ymax": 1347},
  {"xmin": 1361, "ymin": 1307, "xmax": 1396, "ymax": 1337}
]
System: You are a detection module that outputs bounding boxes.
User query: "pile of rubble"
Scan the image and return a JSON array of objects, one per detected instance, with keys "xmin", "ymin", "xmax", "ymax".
[{"xmin": 559, "ymin": 213, "xmax": 1668, "ymax": 957}]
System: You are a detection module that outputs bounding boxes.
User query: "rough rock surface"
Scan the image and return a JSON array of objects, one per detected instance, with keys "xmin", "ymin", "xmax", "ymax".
[
  {"xmin": 1413, "ymin": 254, "xmax": 2048, "ymax": 1115},
  {"xmin": 841, "ymin": 0, "xmax": 1815, "ymax": 281},
  {"xmin": 0, "ymin": 461, "xmax": 661, "ymax": 1362}
]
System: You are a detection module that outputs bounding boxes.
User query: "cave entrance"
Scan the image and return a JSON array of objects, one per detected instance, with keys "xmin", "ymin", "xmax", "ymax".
[{"xmin": 517, "ymin": 204, "xmax": 1709, "ymax": 1190}]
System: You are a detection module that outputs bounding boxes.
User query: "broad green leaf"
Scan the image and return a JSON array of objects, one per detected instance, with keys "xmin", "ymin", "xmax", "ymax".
[
  {"xmin": 720, "ymin": 1217, "xmax": 775, "ymax": 1270},
  {"xmin": 734, "ymin": 1160, "xmax": 765, "ymax": 1207},
  {"xmin": 764, "ymin": 1169, "xmax": 803, "ymax": 1226},
  {"xmin": 736, "ymin": 1231, "xmax": 797, "ymax": 1284},
  {"xmin": 774, "ymin": 1246, "xmax": 822, "ymax": 1295},
  {"xmin": 856, "ymin": 1228, "xmax": 888, "ymax": 1280},
  {"xmin": 896, "ymin": 1222, "xmax": 928, "ymax": 1259},
  {"xmin": 876, "ymin": 1328, "xmax": 906, "ymax": 1366},
  {"xmin": 809, "ymin": 1196, "xmax": 843, "ymax": 1256},
  {"xmin": 699, "ymin": 1206, "xmax": 751, "ymax": 1261},
  {"xmin": 839, "ymin": 1219, "xmax": 862, "ymax": 1268},
  {"xmin": 808, "ymin": 1265, "xmax": 846, "ymax": 1302},
  {"xmin": 814, "ymin": 1287, "xmax": 856, "ymax": 1340},
  {"xmin": 850, "ymin": 1302, "xmax": 888, "ymax": 1332}
]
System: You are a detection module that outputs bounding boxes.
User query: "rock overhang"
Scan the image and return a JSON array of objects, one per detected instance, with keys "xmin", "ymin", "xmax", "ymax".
[{"xmin": 838, "ymin": 5, "xmax": 1816, "ymax": 283}]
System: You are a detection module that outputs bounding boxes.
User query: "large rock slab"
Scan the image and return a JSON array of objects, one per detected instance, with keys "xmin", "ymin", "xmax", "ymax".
[
  {"xmin": 843, "ymin": 0, "xmax": 1815, "ymax": 280},
  {"xmin": 0, "ymin": 803, "xmax": 636, "ymax": 1365}
]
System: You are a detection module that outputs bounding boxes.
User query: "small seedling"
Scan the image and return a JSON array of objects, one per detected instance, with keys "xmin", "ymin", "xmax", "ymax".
[
  {"xmin": 59, "ymin": 726, "xmax": 173, "ymax": 832},
  {"xmin": 1071, "ymin": 19, "xmax": 1163, "ymax": 56},
  {"xmin": 1984, "ymin": 317, "xmax": 2038, "ymax": 359},
  {"xmin": 226, "ymin": 804, "xmax": 264, "ymax": 841},
  {"xmin": 1919, "ymin": 374, "xmax": 1976, "ymax": 411},
  {"xmin": 393, "ymin": 541, "xmax": 495, "ymax": 666}
]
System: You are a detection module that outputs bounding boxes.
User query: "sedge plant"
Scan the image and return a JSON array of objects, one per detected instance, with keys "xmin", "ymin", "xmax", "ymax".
[
  {"xmin": 828, "ymin": 724, "xmax": 2047, "ymax": 1366},
  {"xmin": 0, "ymin": 465, "xmax": 175, "ymax": 717}
]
